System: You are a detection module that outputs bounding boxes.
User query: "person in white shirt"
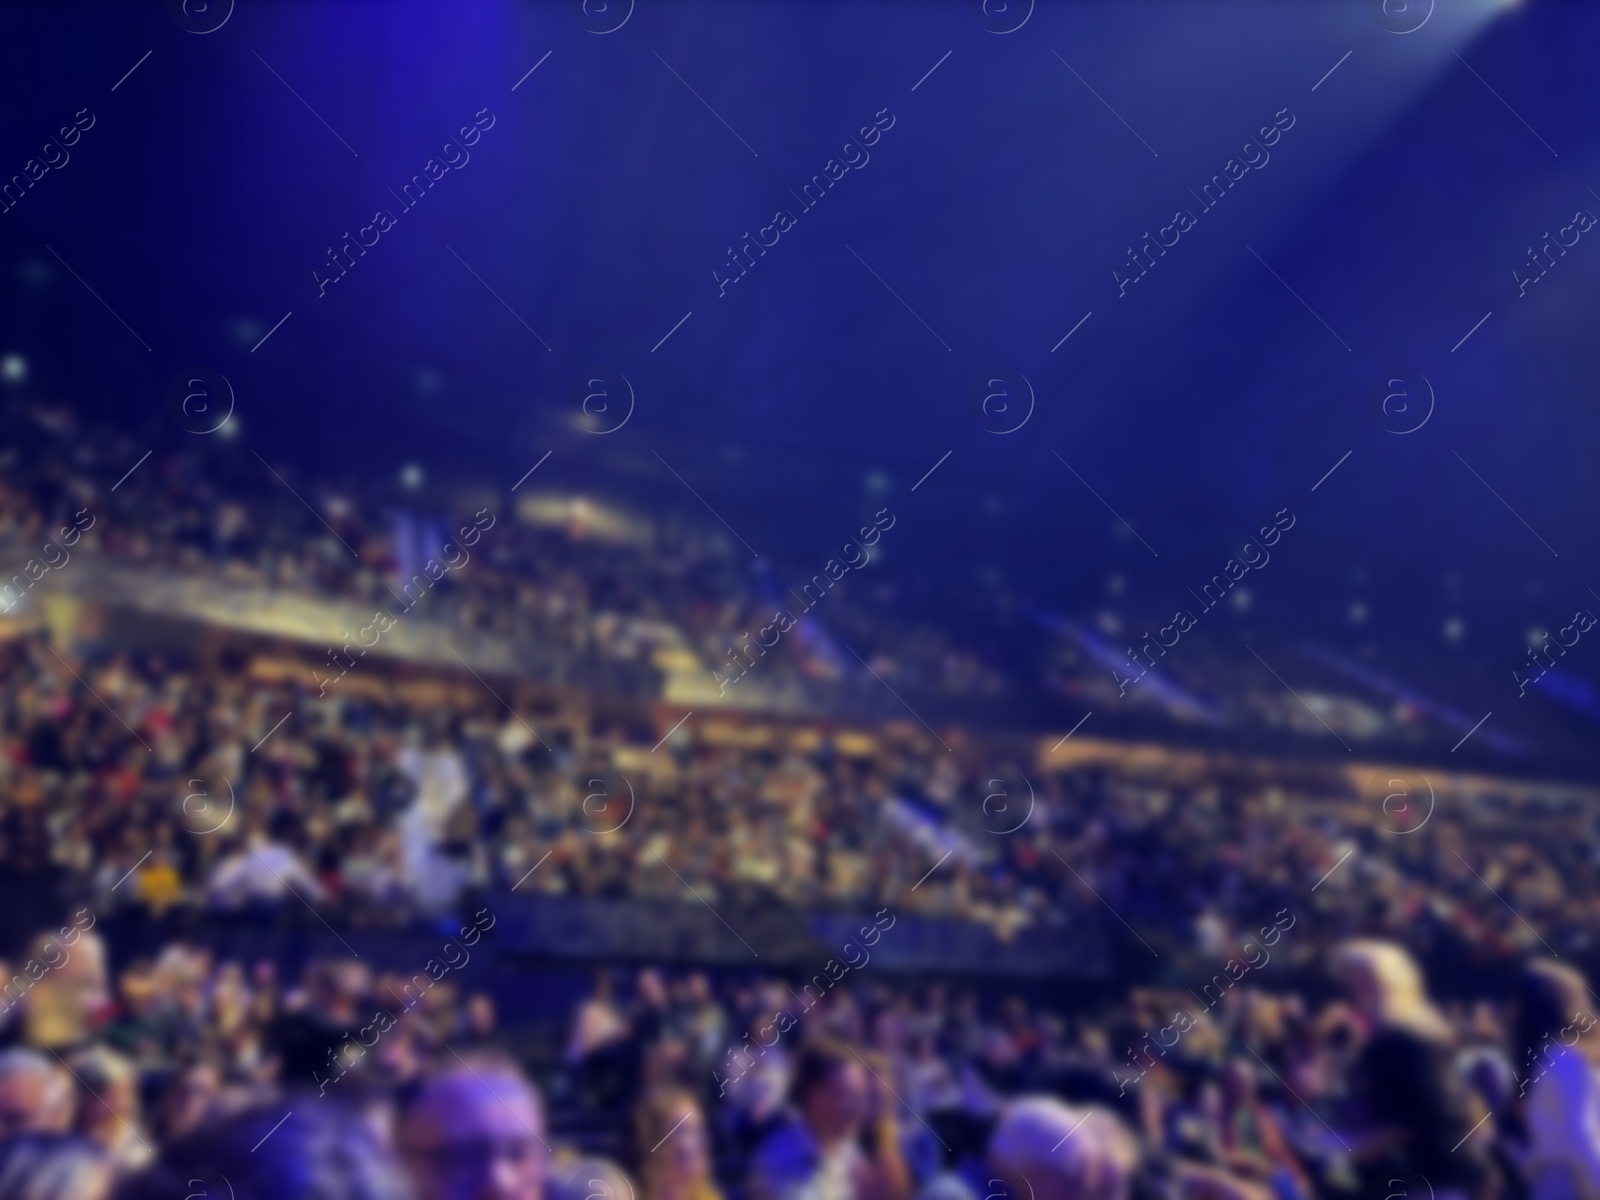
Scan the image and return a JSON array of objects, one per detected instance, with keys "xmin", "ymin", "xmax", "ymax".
[
  {"xmin": 1514, "ymin": 959, "xmax": 1600, "ymax": 1199},
  {"xmin": 204, "ymin": 824, "xmax": 325, "ymax": 909}
]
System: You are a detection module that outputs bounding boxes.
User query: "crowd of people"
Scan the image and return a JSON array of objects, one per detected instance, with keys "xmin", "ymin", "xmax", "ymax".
[
  {"xmin": 554, "ymin": 946, "xmax": 1600, "ymax": 1200},
  {"xmin": 1, "ymin": 403, "xmax": 1600, "ymax": 1197},
  {"xmin": 0, "ymin": 922, "xmax": 1598, "ymax": 1199},
  {"xmin": 0, "ymin": 624, "xmax": 1039, "ymax": 933},
  {"xmin": 4, "ymin": 614, "xmax": 1598, "ymax": 972},
  {"xmin": 0, "ymin": 403, "xmax": 1012, "ymax": 717}
]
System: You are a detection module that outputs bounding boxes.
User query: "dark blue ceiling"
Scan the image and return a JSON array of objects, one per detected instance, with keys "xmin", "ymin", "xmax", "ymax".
[{"xmin": 1, "ymin": 0, "xmax": 1596, "ymax": 652}]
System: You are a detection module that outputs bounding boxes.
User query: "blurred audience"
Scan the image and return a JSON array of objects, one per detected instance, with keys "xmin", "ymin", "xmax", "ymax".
[
  {"xmin": 2, "ymin": 407, "xmax": 1600, "ymax": 1199},
  {"xmin": 0, "ymin": 850, "xmax": 1594, "ymax": 1198}
]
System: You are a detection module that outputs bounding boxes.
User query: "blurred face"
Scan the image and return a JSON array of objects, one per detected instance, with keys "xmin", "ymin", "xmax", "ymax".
[
  {"xmin": 401, "ymin": 1068, "xmax": 547, "ymax": 1200},
  {"xmin": 166, "ymin": 1064, "xmax": 220, "ymax": 1139},
  {"xmin": 800, "ymin": 1062, "xmax": 869, "ymax": 1145},
  {"xmin": 1221, "ymin": 1061, "xmax": 1252, "ymax": 1105},
  {"xmin": 468, "ymin": 996, "xmax": 495, "ymax": 1034},
  {"xmin": 0, "ymin": 1067, "xmax": 71, "ymax": 1137},
  {"xmin": 658, "ymin": 1105, "xmax": 709, "ymax": 1187},
  {"xmin": 79, "ymin": 1159, "xmax": 113, "ymax": 1200},
  {"xmin": 81, "ymin": 1073, "xmax": 138, "ymax": 1135},
  {"xmin": 639, "ymin": 971, "xmax": 667, "ymax": 1008},
  {"xmin": 1343, "ymin": 966, "xmax": 1381, "ymax": 1024},
  {"xmin": 375, "ymin": 1027, "xmax": 424, "ymax": 1085}
]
